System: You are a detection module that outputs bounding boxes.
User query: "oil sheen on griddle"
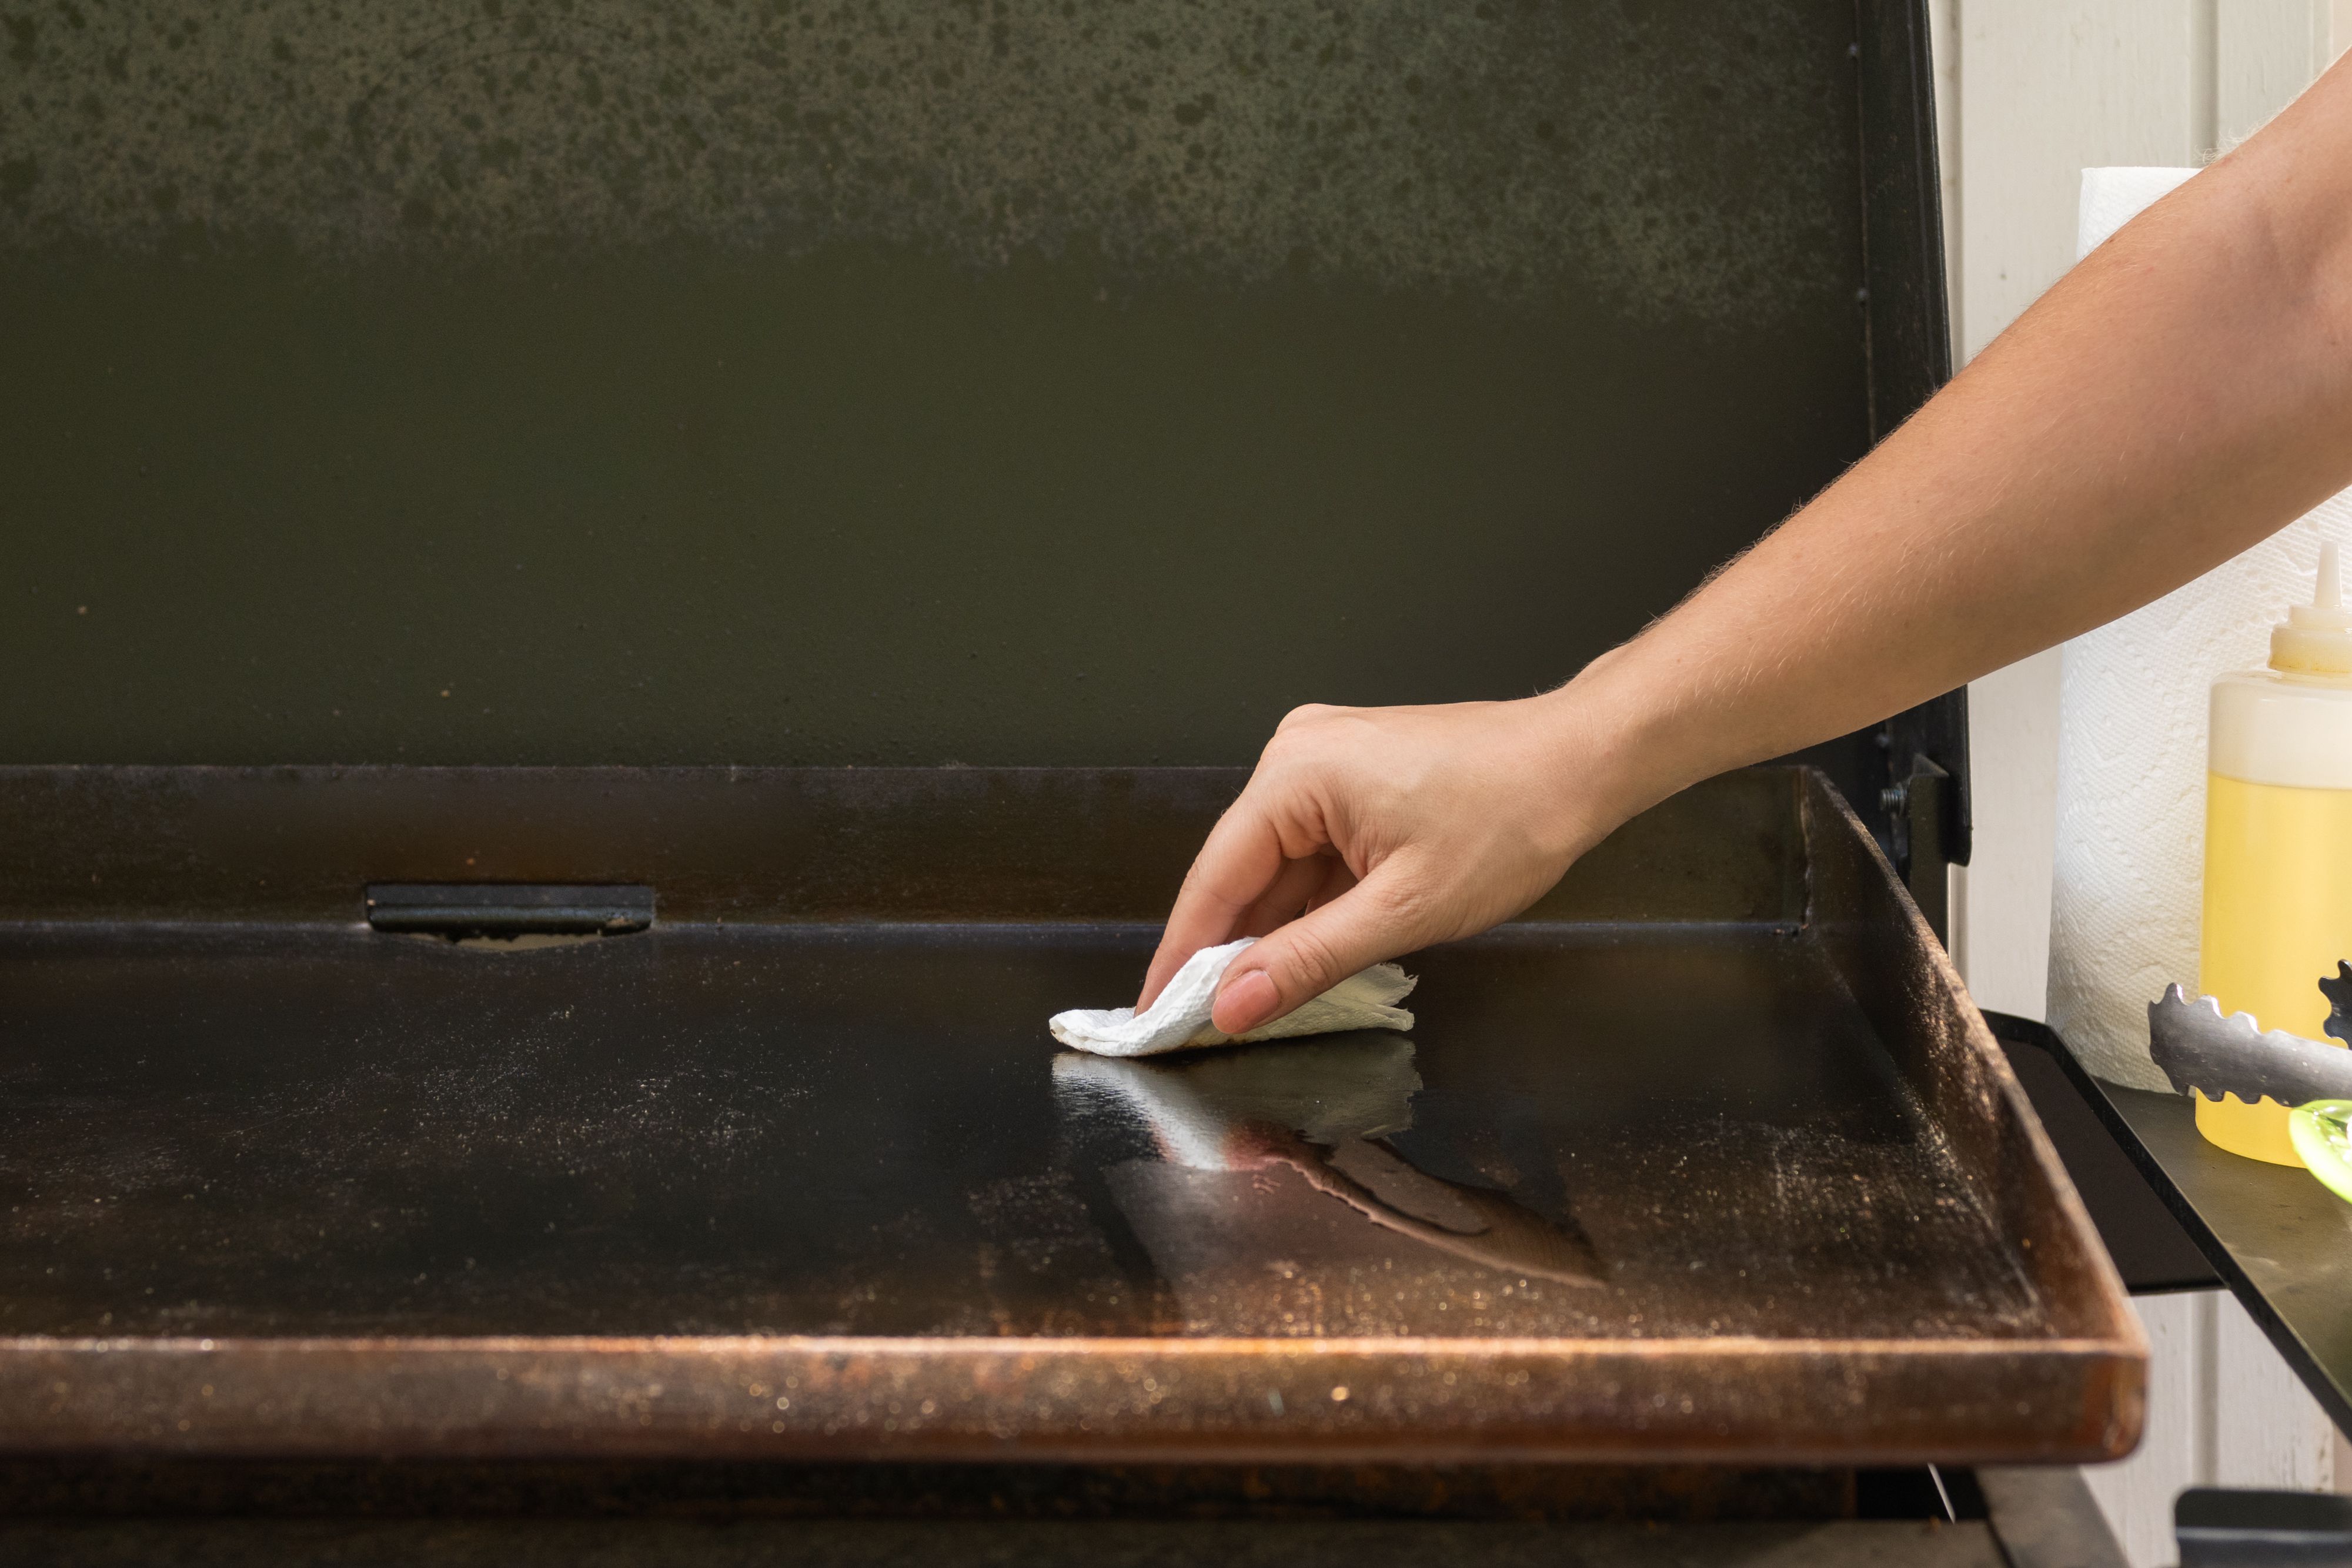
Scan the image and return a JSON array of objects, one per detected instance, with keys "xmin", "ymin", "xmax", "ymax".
[{"xmin": 2200, "ymin": 541, "xmax": 2352, "ymax": 1164}]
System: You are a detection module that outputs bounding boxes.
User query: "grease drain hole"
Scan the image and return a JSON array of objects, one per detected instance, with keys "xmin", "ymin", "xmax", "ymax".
[{"xmin": 365, "ymin": 883, "xmax": 654, "ymax": 945}]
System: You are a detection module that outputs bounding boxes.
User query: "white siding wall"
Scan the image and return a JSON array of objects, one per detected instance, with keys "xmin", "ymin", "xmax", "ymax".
[{"xmin": 1928, "ymin": 3, "xmax": 2350, "ymax": 1562}]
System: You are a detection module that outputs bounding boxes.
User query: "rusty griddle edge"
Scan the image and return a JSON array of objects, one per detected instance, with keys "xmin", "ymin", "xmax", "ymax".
[
  {"xmin": 0, "ymin": 765, "xmax": 2144, "ymax": 1464},
  {"xmin": 1799, "ymin": 778, "xmax": 2146, "ymax": 1458},
  {"xmin": 0, "ymin": 1335, "xmax": 2140, "ymax": 1467}
]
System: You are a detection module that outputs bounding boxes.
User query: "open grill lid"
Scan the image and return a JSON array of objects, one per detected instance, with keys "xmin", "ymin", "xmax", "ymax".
[{"xmin": 0, "ymin": 0, "xmax": 1962, "ymax": 892}]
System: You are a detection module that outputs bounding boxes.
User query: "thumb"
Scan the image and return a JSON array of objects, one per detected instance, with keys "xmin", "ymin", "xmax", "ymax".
[{"xmin": 1211, "ymin": 872, "xmax": 1409, "ymax": 1036}]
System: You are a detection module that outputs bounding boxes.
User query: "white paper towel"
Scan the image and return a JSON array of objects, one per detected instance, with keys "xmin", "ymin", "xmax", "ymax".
[
  {"xmin": 2073, "ymin": 166, "xmax": 2197, "ymax": 258},
  {"xmin": 1048, "ymin": 937, "xmax": 1416, "ymax": 1057},
  {"xmin": 2047, "ymin": 166, "xmax": 2352, "ymax": 1089}
]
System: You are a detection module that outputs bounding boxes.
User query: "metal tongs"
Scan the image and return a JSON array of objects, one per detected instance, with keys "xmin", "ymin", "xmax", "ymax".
[{"xmin": 2146, "ymin": 963, "xmax": 2352, "ymax": 1107}]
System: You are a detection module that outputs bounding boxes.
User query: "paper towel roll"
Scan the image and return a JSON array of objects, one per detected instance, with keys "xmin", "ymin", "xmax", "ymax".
[
  {"xmin": 2073, "ymin": 166, "xmax": 2196, "ymax": 258},
  {"xmin": 2047, "ymin": 166, "xmax": 2352, "ymax": 1089}
]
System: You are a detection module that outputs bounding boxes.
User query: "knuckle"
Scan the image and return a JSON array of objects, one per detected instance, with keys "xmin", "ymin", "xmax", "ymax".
[
  {"xmin": 1262, "ymin": 704, "xmax": 1364, "ymax": 773},
  {"xmin": 1274, "ymin": 701, "xmax": 1347, "ymax": 736}
]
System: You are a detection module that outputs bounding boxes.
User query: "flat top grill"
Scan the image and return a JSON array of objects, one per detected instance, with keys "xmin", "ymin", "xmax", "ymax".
[
  {"xmin": 0, "ymin": 764, "xmax": 2138, "ymax": 1467},
  {"xmin": 0, "ymin": 0, "xmax": 2053, "ymax": 1502}
]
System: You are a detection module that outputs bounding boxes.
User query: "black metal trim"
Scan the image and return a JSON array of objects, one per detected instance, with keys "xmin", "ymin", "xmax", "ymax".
[
  {"xmin": 1983, "ymin": 1010, "xmax": 2220, "ymax": 1295},
  {"xmin": 1851, "ymin": 0, "xmax": 1970, "ymax": 879},
  {"xmin": 2177, "ymin": 1486, "xmax": 2352, "ymax": 1564}
]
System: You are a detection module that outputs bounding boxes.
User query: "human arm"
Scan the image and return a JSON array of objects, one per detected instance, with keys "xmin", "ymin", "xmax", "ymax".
[{"xmin": 1143, "ymin": 51, "xmax": 2352, "ymax": 1036}]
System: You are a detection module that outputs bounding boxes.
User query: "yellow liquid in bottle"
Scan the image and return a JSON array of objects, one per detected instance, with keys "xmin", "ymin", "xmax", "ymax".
[{"xmin": 2198, "ymin": 772, "xmax": 2352, "ymax": 1164}]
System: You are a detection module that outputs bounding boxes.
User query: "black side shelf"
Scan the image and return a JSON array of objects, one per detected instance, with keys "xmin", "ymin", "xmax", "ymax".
[{"xmin": 1987, "ymin": 1008, "xmax": 2352, "ymax": 1444}]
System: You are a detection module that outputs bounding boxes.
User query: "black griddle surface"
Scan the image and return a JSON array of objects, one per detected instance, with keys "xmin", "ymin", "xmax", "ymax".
[{"xmin": 0, "ymin": 922, "xmax": 2049, "ymax": 1345}]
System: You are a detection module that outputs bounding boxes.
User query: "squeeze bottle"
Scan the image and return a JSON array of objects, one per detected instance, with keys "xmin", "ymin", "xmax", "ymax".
[{"xmin": 2199, "ymin": 541, "xmax": 2352, "ymax": 1164}]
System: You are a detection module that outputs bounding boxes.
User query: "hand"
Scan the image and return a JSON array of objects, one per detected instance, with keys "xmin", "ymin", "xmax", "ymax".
[{"xmin": 1138, "ymin": 686, "xmax": 1646, "ymax": 1035}]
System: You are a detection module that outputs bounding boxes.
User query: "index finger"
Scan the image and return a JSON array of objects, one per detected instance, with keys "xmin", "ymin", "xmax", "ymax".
[{"xmin": 1136, "ymin": 795, "xmax": 1292, "ymax": 1008}]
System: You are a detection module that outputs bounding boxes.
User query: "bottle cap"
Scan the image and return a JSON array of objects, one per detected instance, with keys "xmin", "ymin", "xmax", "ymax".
[{"xmin": 2271, "ymin": 541, "xmax": 2352, "ymax": 678}]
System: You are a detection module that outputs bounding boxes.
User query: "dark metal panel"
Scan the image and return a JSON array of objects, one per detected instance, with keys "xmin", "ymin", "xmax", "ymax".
[{"xmin": 0, "ymin": 1, "xmax": 1879, "ymax": 774}]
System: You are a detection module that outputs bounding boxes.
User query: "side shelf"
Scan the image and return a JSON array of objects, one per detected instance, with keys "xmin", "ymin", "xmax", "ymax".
[
  {"xmin": 1984, "ymin": 1009, "xmax": 2352, "ymax": 1439},
  {"xmin": 1985, "ymin": 1012, "xmax": 2219, "ymax": 1296}
]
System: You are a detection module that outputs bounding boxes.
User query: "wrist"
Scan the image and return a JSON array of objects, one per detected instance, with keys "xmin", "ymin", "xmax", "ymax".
[{"xmin": 1521, "ymin": 644, "xmax": 1712, "ymax": 862}]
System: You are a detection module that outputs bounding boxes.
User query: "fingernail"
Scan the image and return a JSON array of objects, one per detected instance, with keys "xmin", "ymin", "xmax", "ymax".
[{"xmin": 1215, "ymin": 968, "xmax": 1281, "ymax": 1035}]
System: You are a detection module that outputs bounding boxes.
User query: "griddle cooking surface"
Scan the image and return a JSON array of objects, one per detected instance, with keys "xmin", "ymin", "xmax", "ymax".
[{"xmin": 0, "ymin": 924, "xmax": 2047, "ymax": 1343}]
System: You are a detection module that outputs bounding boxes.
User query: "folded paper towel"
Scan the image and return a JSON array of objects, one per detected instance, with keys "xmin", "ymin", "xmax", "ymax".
[
  {"xmin": 2047, "ymin": 166, "xmax": 2352, "ymax": 1091},
  {"xmin": 1049, "ymin": 937, "xmax": 1415, "ymax": 1057}
]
